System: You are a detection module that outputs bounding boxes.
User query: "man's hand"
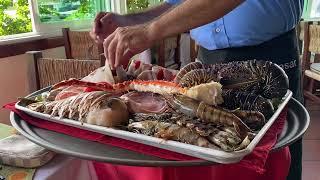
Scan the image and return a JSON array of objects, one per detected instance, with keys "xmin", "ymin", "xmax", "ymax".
[
  {"xmin": 90, "ymin": 3, "xmax": 172, "ymax": 68},
  {"xmin": 90, "ymin": 12, "xmax": 128, "ymax": 44},
  {"xmin": 103, "ymin": 24, "xmax": 156, "ymax": 69}
]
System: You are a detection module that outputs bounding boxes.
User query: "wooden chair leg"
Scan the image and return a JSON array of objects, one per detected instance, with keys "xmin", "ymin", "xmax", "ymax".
[
  {"xmin": 304, "ymin": 76, "xmax": 320, "ymax": 103},
  {"xmin": 62, "ymin": 28, "xmax": 72, "ymax": 59},
  {"xmin": 308, "ymin": 79, "xmax": 315, "ymax": 91},
  {"xmin": 304, "ymin": 91, "xmax": 320, "ymax": 103}
]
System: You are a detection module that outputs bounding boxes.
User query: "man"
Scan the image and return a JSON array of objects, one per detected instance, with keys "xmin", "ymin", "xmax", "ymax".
[{"xmin": 90, "ymin": 1, "xmax": 304, "ymax": 179}]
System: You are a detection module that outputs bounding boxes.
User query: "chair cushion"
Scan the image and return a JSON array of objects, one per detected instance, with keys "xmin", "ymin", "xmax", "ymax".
[
  {"xmin": 305, "ymin": 70, "xmax": 320, "ymax": 81},
  {"xmin": 311, "ymin": 63, "xmax": 320, "ymax": 74}
]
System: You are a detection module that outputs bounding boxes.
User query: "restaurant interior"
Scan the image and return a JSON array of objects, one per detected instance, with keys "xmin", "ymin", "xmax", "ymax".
[{"xmin": 0, "ymin": 0, "xmax": 319, "ymax": 180}]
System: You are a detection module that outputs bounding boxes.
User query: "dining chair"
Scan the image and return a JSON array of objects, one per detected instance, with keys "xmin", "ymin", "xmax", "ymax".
[
  {"xmin": 62, "ymin": 28, "xmax": 105, "ymax": 66},
  {"xmin": 27, "ymin": 51, "xmax": 100, "ymax": 90},
  {"xmin": 190, "ymin": 37, "xmax": 199, "ymax": 62},
  {"xmin": 155, "ymin": 34, "xmax": 181, "ymax": 69},
  {"xmin": 301, "ymin": 21, "xmax": 320, "ymax": 103}
]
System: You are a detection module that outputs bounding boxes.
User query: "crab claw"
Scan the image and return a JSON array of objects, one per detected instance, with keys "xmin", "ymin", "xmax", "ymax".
[{"xmin": 51, "ymin": 78, "xmax": 114, "ymax": 91}]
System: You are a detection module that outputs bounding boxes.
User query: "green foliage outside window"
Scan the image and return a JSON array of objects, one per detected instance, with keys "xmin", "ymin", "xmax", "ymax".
[
  {"xmin": 0, "ymin": 0, "xmax": 32, "ymax": 36},
  {"xmin": 64, "ymin": 0, "xmax": 95, "ymax": 21},
  {"xmin": 126, "ymin": 0, "xmax": 163, "ymax": 13},
  {"xmin": 0, "ymin": 0, "xmax": 163, "ymax": 37},
  {"xmin": 38, "ymin": 0, "xmax": 96, "ymax": 23}
]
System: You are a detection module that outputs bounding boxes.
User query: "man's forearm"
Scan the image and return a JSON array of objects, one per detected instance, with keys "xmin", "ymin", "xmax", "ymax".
[
  {"xmin": 125, "ymin": 2, "xmax": 174, "ymax": 25},
  {"xmin": 148, "ymin": 0, "xmax": 244, "ymax": 41}
]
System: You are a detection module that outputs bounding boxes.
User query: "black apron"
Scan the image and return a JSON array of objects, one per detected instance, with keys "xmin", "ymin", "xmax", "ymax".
[{"xmin": 197, "ymin": 28, "xmax": 303, "ymax": 180}]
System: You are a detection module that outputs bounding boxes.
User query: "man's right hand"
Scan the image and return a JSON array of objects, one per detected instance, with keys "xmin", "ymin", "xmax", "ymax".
[
  {"xmin": 90, "ymin": 3, "xmax": 172, "ymax": 44},
  {"xmin": 90, "ymin": 12, "xmax": 129, "ymax": 44}
]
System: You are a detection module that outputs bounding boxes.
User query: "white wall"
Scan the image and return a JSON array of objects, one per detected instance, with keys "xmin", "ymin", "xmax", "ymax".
[{"xmin": 0, "ymin": 47, "xmax": 65, "ymax": 125}]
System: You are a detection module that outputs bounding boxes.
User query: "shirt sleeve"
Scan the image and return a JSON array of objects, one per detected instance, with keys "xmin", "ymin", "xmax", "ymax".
[{"xmin": 164, "ymin": 0, "xmax": 182, "ymax": 5}]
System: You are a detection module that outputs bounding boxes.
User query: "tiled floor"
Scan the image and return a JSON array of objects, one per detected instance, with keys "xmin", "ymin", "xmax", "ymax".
[{"xmin": 302, "ymin": 101, "xmax": 320, "ymax": 180}]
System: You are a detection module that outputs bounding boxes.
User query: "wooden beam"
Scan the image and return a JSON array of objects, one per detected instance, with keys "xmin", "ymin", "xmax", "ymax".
[
  {"xmin": 62, "ymin": 28, "xmax": 72, "ymax": 59},
  {"xmin": 0, "ymin": 36, "xmax": 64, "ymax": 59},
  {"xmin": 304, "ymin": 91, "xmax": 320, "ymax": 103}
]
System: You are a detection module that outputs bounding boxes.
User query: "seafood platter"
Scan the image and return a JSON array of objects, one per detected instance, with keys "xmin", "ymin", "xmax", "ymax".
[{"xmin": 15, "ymin": 59, "xmax": 292, "ymax": 164}]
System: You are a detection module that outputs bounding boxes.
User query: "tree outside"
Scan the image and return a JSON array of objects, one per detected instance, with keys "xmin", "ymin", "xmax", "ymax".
[
  {"xmin": 0, "ymin": 0, "xmax": 32, "ymax": 36},
  {"xmin": 38, "ymin": 0, "xmax": 96, "ymax": 22},
  {"xmin": 126, "ymin": 0, "xmax": 163, "ymax": 13},
  {"xmin": 0, "ymin": 0, "xmax": 164, "ymax": 37}
]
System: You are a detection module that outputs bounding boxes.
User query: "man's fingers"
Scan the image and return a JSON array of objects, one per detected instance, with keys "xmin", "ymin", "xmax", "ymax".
[
  {"xmin": 115, "ymin": 41, "xmax": 126, "ymax": 68},
  {"xmin": 94, "ymin": 12, "xmax": 107, "ymax": 25},
  {"xmin": 121, "ymin": 49, "xmax": 135, "ymax": 68},
  {"xmin": 93, "ymin": 12, "xmax": 107, "ymax": 33},
  {"xmin": 90, "ymin": 12, "xmax": 107, "ymax": 42},
  {"xmin": 100, "ymin": 13, "xmax": 114, "ymax": 25},
  {"xmin": 107, "ymin": 36, "xmax": 118, "ymax": 69},
  {"xmin": 95, "ymin": 12, "xmax": 107, "ymax": 21},
  {"xmin": 103, "ymin": 33, "xmax": 115, "ymax": 66},
  {"xmin": 96, "ymin": 35, "xmax": 106, "ymax": 44}
]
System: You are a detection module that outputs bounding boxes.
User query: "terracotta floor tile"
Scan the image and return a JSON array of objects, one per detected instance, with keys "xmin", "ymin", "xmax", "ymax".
[
  {"xmin": 303, "ymin": 111, "xmax": 320, "ymax": 140},
  {"xmin": 306, "ymin": 101, "xmax": 320, "ymax": 112},
  {"xmin": 302, "ymin": 161, "xmax": 320, "ymax": 180},
  {"xmin": 302, "ymin": 140, "xmax": 320, "ymax": 161}
]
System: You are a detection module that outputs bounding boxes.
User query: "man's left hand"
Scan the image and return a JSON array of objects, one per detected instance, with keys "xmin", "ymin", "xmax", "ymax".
[{"xmin": 103, "ymin": 24, "xmax": 155, "ymax": 69}]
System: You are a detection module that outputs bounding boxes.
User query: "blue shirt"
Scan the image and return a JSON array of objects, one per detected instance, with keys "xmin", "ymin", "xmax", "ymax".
[{"xmin": 165, "ymin": 0, "xmax": 304, "ymax": 50}]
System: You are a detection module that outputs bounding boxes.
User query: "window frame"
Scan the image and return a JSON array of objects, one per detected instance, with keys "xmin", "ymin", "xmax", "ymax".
[
  {"xmin": 31, "ymin": 0, "xmax": 112, "ymax": 35},
  {"xmin": 0, "ymin": 0, "xmax": 36, "ymax": 42},
  {"xmin": 309, "ymin": 0, "xmax": 320, "ymax": 19},
  {"xmin": 0, "ymin": 0, "xmax": 117, "ymax": 44},
  {"xmin": 0, "ymin": 0, "xmax": 161, "ymax": 44},
  {"xmin": 303, "ymin": 0, "xmax": 320, "ymax": 21},
  {"xmin": 111, "ymin": 0, "xmax": 127, "ymax": 14}
]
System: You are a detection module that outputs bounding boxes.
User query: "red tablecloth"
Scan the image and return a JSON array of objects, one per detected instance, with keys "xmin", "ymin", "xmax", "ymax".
[
  {"xmin": 4, "ymin": 103, "xmax": 291, "ymax": 180},
  {"xmin": 92, "ymin": 148, "xmax": 290, "ymax": 180}
]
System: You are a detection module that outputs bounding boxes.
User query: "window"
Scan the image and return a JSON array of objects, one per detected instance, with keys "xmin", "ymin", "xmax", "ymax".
[
  {"xmin": 1, "ymin": 0, "xmax": 111, "ymax": 40},
  {"xmin": 37, "ymin": 0, "xmax": 102, "ymax": 23},
  {"xmin": 32, "ymin": 0, "xmax": 111, "ymax": 37},
  {"xmin": 310, "ymin": 0, "xmax": 320, "ymax": 18},
  {"xmin": 0, "ymin": 0, "xmax": 32, "ymax": 36},
  {"xmin": 0, "ymin": 0, "xmax": 164, "ymax": 41},
  {"xmin": 302, "ymin": 0, "xmax": 320, "ymax": 19}
]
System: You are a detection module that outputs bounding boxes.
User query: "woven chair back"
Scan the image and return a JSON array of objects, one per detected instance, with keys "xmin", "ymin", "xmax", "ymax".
[
  {"xmin": 308, "ymin": 24, "xmax": 320, "ymax": 54},
  {"xmin": 37, "ymin": 58, "xmax": 100, "ymax": 89},
  {"xmin": 68, "ymin": 31, "xmax": 100, "ymax": 60}
]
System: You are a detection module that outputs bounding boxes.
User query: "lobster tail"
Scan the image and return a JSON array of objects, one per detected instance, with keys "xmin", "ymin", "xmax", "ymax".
[
  {"xmin": 221, "ymin": 89, "xmax": 274, "ymax": 120},
  {"xmin": 174, "ymin": 62, "xmax": 204, "ymax": 83},
  {"xmin": 179, "ymin": 68, "xmax": 220, "ymax": 88}
]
